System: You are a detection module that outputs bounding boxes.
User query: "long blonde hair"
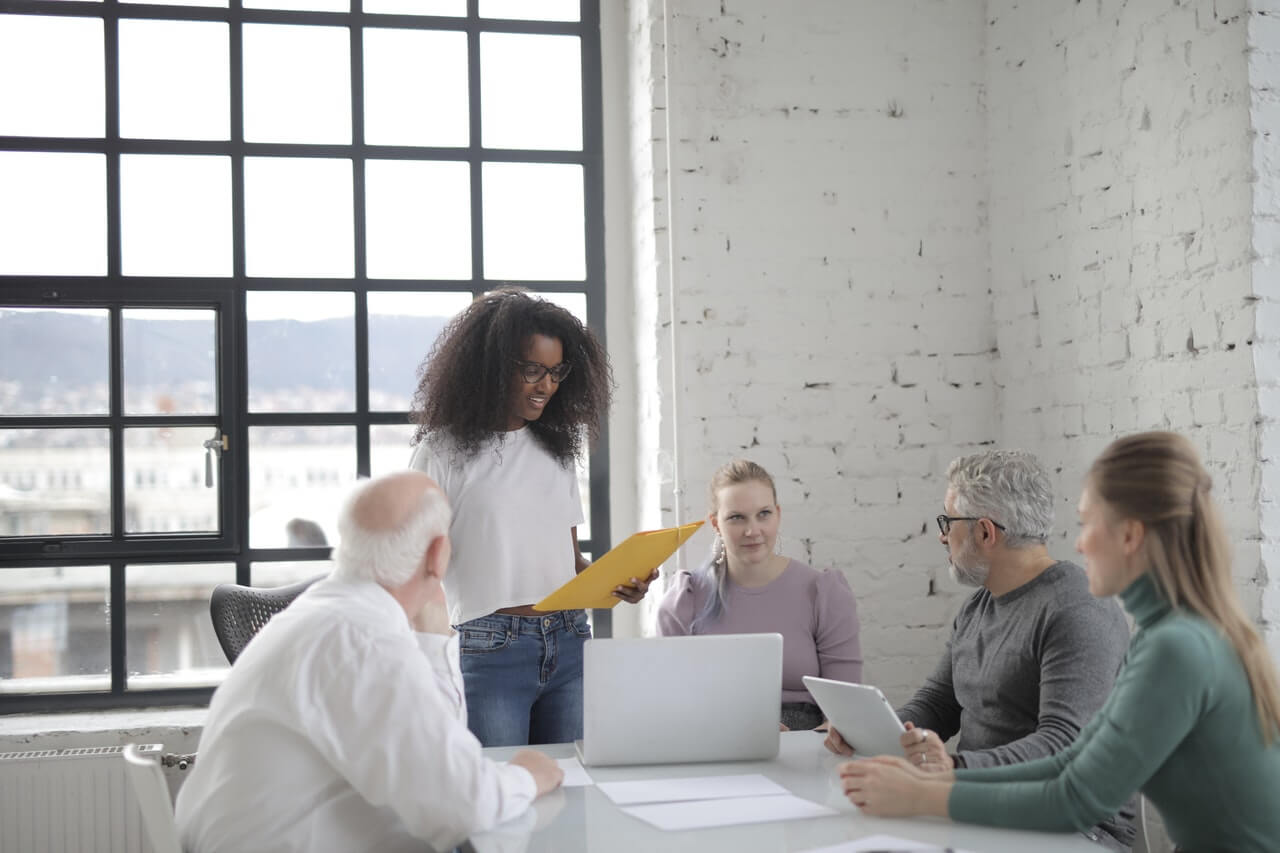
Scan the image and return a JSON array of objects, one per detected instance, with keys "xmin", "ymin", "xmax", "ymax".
[
  {"xmin": 693, "ymin": 459, "xmax": 778, "ymax": 630},
  {"xmin": 1088, "ymin": 431, "xmax": 1280, "ymax": 743}
]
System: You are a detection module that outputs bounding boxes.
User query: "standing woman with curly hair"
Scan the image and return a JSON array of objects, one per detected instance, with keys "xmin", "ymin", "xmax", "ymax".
[{"xmin": 409, "ymin": 287, "xmax": 656, "ymax": 747}]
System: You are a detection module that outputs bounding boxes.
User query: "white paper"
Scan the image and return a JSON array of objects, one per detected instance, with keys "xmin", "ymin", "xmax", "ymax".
[
  {"xmin": 621, "ymin": 793, "xmax": 837, "ymax": 831},
  {"xmin": 556, "ymin": 757, "xmax": 594, "ymax": 787},
  {"xmin": 801, "ymin": 834, "xmax": 977, "ymax": 853},
  {"xmin": 596, "ymin": 773, "xmax": 789, "ymax": 805}
]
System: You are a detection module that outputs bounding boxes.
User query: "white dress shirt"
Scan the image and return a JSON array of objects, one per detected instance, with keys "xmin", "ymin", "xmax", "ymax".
[{"xmin": 175, "ymin": 576, "xmax": 537, "ymax": 853}]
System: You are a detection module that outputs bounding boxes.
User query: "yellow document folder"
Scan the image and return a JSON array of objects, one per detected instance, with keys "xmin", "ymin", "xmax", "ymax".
[{"xmin": 534, "ymin": 520, "xmax": 705, "ymax": 611}]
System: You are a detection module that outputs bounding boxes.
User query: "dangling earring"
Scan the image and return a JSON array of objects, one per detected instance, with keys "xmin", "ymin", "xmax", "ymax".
[
  {"xmin": 775, "ymin": 532, "xmax": 783, "ymax": 555},
  {"xmin": 713, "ymin": 533, "xmax": 726, "ymax": 568}
]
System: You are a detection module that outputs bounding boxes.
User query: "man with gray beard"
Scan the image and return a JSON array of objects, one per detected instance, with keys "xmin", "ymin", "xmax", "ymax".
[{"xmin": 825, "ymin": 450, "xmax": 1135, "ymax": 851}]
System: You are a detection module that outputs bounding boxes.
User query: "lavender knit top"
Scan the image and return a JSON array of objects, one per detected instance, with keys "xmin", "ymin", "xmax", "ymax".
[{"xmin": 656, "ymin": 560, "xmax": 863, "ymax": 704}]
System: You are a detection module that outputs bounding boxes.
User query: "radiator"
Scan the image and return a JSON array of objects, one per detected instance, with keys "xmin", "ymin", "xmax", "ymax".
[{"xmin": 0, "ymin": 743, "xmax": 164, "ymax": 853}]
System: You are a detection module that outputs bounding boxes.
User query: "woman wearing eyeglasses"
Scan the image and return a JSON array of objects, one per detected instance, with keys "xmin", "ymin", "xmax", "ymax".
[
  {"xmin": 409, "ymin": 287, "xmax": 653, "ymax": 747},
  {"xmin": 840, "ymin": 432, "xmax": 1280, "ymax": 852}
]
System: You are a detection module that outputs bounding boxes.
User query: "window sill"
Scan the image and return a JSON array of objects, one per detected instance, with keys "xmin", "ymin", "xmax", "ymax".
[{"xmin": 0, "ymin": 706, "xmax": 206, "ymax": 753}]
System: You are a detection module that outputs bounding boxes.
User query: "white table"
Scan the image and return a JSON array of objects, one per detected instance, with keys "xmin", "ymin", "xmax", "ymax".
[{"xmin": 469, "ymin": 732, "xmax": 1104, "ymax": 853}]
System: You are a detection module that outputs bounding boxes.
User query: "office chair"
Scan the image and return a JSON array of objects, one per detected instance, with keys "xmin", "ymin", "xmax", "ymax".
[
  {"xmin": 1132, "ymin": 794, "xmax": 1151, "ymax": 853},
  {"xmin": 209, "ymin": 575, "xmax": 322, "ymax": 664},
  {"xmin": 122, "ymin": 744, "xmax": 182, "ymax": 853}
]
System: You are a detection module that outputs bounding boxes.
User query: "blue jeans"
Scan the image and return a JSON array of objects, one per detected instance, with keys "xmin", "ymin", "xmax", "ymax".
[{"xmin": 456, "ymin": 610, "xmax": 591, "ymax": 747}]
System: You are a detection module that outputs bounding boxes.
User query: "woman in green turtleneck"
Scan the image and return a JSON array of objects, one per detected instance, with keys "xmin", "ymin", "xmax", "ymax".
[{"xmin": 841, "ymin": 431, "xmax": 1280, "ymax": 852}]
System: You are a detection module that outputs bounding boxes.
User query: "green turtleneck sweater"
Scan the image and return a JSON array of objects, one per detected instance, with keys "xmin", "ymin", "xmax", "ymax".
[{"xmin": 948, "ymin": 573, "xmax": 1280, "ymax": 852}]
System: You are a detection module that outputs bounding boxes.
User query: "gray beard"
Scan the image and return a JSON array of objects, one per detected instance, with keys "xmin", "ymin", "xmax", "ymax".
[{"xmin": 948, "ymin": 555, "xmax": 990, "ymax": 587}]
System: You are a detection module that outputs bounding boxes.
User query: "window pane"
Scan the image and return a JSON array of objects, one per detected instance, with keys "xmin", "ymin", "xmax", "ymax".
[
  {"xmin": 363, "ymin": 29, "xmax": 468, "ymax": 147},
  {"xmin": 121, "ymin": 155, "xmax": 232, "ymax": 276},
  {"xmin": 481, "ymin": 33, "xmax": 581, "ymax": 151},
  {"xmin": 0, "ymin": 429, "xmax": 111, "ymax": 537},
  {"xmin": 0, "ymin": 152, "xmax": 106, "ymax": 276},
  {"xmin": 365, "ymin": 161, "xmax": 471, "ymax": 280},
  {"xmin": 119, "ymin": 19, "xmax": 230, "ymax": 140},
  {"xmin": 247, "ymin": 291, "xmax": 355, "ymax": 412},
  {"xmin": 0, "ymin": 308, "xmax": 109, "ymax": 416},
  {"xmin": 245, "ymin": 157, "xmax": 354, "ymax": 277},
  {"xmin": 362, "ymin": 0, "xmax": 463, "ymax": 14},
  {"xmin": 483, "ymin": 162, "xmax": 584, "ymax": 280},
  {"xmin": 480, "ymin": 0, "xmax": 578, "ymax": 21},
  {"xmin": 246, "ymin": 0, "xmax": 347, "ymax": 10},
  {"xmin": 0, "ymin": 567, "xmax": 110, "ymax": 694},
  {"xmin": 243, "ymin": 24, "xmax": 351, "ymax": 144},
  {"xmin": 539, "ymin": 291, "xmax": 587, "ymax": 324},
  {"xmin": 252, "ymin": 560, "xmax": 331, "ymax": 587},
  {"xmin": 125, "ymin": 0, "xmax": 228, "ymax": 7},
  {"xmin": 124, "ymin": 309, "xmax": 218, "ymax": 415},
  {"xmin": 125, "ymin": 427, "xmax": 220, "ymax": 534},
  {"xmin": 249, "ymin": 426, "xmax": 355, "ymax": 548},
  {"xmin": 126, "ymin": 563, "xmax": 233, "ymax": 689},
  {"xmin": 371, "ymin": 423, "xmax": 417, "ymax": 478},
  {"xmin": 368, "ymin": 291, "xmax": 471, "ymax": 411},
  {"xmin": 0, "ymin": 15, "xmax": 104, "ymax": 138}
]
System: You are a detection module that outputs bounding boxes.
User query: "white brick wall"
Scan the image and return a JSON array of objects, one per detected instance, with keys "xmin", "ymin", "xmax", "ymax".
[
  {"xmin": 1251, "ymin": 2, "xmax": 1280, "ymax": 662},
  {"xmin": 615, "ymin": 14, "xmax": 1277, "ymax": 848},
  {"xmin": 623, "ymin": 0, "xmax": 997, "ymax": 702},
  {"xmin": 987, "ymin": 0, "xmax": 1263, "ymax": 614}
]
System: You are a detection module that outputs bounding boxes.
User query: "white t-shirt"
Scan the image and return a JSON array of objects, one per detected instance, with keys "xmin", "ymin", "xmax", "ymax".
[
  {"xmin": 174, "ymin": 577, "xmax": 537, "ymax": 853},
  {"xmin": 409, "ymin": 427, "xmax": 585, "ymax": 624}
]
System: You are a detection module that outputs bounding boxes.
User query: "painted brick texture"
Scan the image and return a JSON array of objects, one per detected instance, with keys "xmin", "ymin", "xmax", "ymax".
[{"xmin": 629, "ymin": 0, "xmax": 997, "ymax": 703}]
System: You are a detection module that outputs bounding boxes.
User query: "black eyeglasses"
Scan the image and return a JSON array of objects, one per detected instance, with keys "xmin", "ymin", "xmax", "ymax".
[
  {"xmin": 515, "ymin": 360, "xmax": 572, "ymax": 384},
  {"xmin": 936, "ymin": 515, "xmax": 1007, "ymax": 536}
]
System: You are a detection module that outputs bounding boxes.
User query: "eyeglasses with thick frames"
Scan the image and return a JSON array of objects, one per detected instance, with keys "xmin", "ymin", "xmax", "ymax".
[
  {"xmin": 936, "ymin": 515, "xmax": 1007, "ymax": 536},
  {"xmin": 515, "ymin": 360, "xmax": 572, "ymax": 384}
]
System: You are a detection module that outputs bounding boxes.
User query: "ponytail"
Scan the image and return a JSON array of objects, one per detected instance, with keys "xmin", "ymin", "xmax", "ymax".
[{"xmin": 1090, "ymin": 431, "xmax": 1280, "ymax": 744}]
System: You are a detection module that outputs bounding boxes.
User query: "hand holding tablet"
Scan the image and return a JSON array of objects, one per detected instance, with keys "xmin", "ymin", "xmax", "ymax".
[{"xmin": 802, "ymin": 676, "xmax": 905, "ymax": 758}]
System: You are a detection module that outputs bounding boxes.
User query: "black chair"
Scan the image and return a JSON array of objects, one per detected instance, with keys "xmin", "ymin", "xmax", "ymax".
[{"xmin": 209, "ymin": 575, "xmax": 323, "ymax": 664}]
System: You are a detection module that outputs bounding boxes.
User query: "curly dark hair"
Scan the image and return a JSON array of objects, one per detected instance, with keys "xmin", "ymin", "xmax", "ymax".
[{"xmin": 410, "ymin": 287, "xmax": 613, "ymax": 465}]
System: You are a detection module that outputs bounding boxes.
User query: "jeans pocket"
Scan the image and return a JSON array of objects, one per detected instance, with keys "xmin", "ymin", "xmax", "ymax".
[
  {"xmin": 570, "ymin": 611, "xmax": 592, "ymax": 639},
  {"xmin": 459, "ymin": 627, "xmax": 511, "ymax": 653}
]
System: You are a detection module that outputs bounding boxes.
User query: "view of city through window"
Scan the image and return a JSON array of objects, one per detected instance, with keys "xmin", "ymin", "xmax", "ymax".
[{"xmin": 0, "ymin": 0, "xmax": 604, "ymax": 709}]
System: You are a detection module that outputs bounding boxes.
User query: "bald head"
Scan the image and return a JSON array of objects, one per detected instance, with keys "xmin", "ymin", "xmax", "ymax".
[
  {"xmin": 349, "ymin": 471, "xmax": 442, "ymax": 532},
  {"xmin": 333, "ymin": 471, "xmax": 452, "ymax": 589}
]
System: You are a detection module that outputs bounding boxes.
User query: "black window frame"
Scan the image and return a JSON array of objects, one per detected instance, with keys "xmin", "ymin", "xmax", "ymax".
[{"xmin": 0, "ymin": 0, "xmax": 608, "ymax": 714}]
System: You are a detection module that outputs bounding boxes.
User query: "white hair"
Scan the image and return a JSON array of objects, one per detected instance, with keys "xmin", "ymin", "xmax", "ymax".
[
  {"xmin": 946, "ymin": 449, "xmax": 1053, "ymax": 548},
  {"xmin": 332, "ymin": 478, "xmax": 452, "ymax": 588}
]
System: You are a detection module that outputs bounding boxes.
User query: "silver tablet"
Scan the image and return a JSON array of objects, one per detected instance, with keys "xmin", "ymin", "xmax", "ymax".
[{"xmin": 802, "ymin": 675, "xmax": 906, "ymax": 757}]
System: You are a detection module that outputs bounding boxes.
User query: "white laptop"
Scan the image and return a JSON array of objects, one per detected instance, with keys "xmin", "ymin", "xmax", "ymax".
[{"xmin": 575, "ymin": 633, "xmax": 783, "ymax": 766}]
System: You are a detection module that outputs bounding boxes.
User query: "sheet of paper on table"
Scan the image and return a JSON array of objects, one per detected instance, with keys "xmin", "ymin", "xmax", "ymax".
[
  {"xmin": 621, "ymin": 793, "xmax": 838, "ymax": 831},
  {"xmin": 556, "ymin": 757, "xmax": 594, "ymax": 787},
  {"xmin": 596, "ymin": 773, "xmax": 789, "ymax": 806},
  {"xmin": 800, "ymin": 833, "xmax": 977, "ymax": 853}
]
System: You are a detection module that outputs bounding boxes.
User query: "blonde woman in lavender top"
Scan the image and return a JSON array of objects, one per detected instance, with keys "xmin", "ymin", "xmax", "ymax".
[{"xmin": 656, "ymin": 459, "xmax": 863, "ymax": 731}]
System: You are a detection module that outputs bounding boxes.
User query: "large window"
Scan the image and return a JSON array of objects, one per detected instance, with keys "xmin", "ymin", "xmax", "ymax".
[{"xmin": 0, "ymin": 0, "xmax": 606, "ymax": 712}]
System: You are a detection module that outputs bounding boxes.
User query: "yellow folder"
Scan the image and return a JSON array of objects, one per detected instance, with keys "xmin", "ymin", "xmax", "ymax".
[{"xmin": 534, "ymin": 520, "xmax": 705, "ymax": 611}]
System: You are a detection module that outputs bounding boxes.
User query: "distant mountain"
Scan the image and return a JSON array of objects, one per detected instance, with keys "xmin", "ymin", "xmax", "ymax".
[{"xmin": 0, "ymin": 310, "xmax": 450, "ymax": 406}]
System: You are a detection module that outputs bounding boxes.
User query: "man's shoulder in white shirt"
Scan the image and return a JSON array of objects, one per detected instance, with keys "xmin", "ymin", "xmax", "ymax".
[{"xmin": 175, "ymin": 575, "xmax": 537, "ymax": 853}]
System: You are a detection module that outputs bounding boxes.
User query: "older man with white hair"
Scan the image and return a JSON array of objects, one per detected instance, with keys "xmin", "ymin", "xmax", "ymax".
[
  {"xmin": 826, "ymin": 449, "xmax": 1135, "ymax": 850},
  {"xmin": 176, "ymin": 470, "xmax": 562, "ymax": 853}
]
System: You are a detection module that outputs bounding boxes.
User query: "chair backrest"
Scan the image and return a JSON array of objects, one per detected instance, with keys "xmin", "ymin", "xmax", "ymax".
[
  {"xmin": 1132, "ymin": 794, "xmax": 1151, "ymax": 853},
  {"xmin": 122, "ymin": 744, "xmax": 182, "ymax": 853},
  {"xmin": 209, "ymin": 575, "xmax": 322, "ymax": 664}
]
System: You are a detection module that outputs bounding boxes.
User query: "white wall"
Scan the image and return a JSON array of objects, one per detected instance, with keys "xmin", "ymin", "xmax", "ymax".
[
  {"xmin": 621, "ymin": 0, "xmax": 998, "ymax": 700},
  {"xmin": 615, "ymin": 0, "xmax": 1277, "ymax": 712},
  {"xmin": 987, "ymin": 0, "xmax": 1264, "ymax": 620}
]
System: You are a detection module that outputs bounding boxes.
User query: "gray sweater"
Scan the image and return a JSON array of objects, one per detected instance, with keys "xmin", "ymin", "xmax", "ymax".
[{"xmin": 897, "ymin": 560, "xmax": 1135, "ymax": 845}]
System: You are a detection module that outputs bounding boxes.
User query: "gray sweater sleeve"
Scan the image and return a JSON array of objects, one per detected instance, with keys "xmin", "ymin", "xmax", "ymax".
[
  {"xmin": 956, "ymin": 599, "xmax": 1127, "ymax": 770},
  {"xmin": 896, "ymin": 638, "xmax": 964, "ymax": 740}
]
